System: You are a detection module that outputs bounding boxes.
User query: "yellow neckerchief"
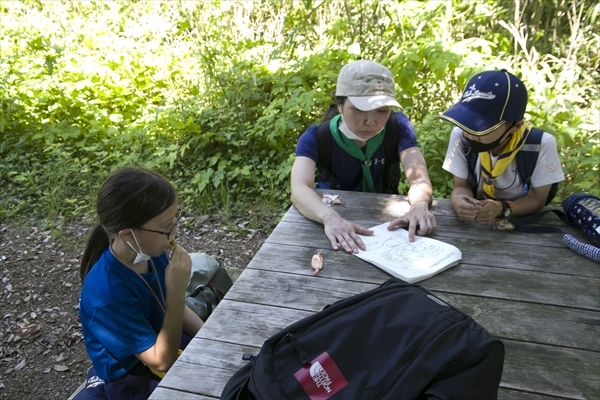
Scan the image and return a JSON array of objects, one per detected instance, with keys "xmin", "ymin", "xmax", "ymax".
[{"xmin": 480, "ymin": 122, "xmax": 532, "ymax": 199}]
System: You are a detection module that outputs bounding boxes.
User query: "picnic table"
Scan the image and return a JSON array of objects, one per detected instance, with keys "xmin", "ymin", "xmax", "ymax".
[{"xmin": 150, "ymin": 191, "xmax": 599, "ymax": 400}]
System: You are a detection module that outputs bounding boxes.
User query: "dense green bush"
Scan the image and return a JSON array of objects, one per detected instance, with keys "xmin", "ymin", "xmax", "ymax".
[{"xmin": 1, "ymin": 0, "xmax": 598, "ymax": 222}]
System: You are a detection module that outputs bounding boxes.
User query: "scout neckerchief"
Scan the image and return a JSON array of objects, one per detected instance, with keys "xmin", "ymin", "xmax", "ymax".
[
  {"xmin": 480, "ymin": 122, "xmax": 533, "ymax": 199},
  {"xmin": 329, "ymin": 114, "xmax": 384, "ymax": 193}
]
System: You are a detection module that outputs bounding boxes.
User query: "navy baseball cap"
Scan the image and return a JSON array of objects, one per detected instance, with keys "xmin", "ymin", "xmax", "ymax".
[{"xmin": 440, "ymin": 69, "xmax": 528, "ymax": 136}]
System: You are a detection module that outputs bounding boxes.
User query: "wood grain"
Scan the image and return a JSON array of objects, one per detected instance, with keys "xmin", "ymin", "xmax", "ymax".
[{"xmin": 150, "ymin": 196, "xmax": 600, "ymax": 400}]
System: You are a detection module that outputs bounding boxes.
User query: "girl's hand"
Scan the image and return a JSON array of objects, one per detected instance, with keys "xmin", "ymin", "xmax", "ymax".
[{"xmin": 165, "ymin": 245, "xmax": 191, "ymax": 295}]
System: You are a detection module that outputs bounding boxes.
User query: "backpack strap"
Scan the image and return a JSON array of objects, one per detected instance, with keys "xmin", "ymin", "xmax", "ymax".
[
  {"xmin": 517, "ymin": 127, "xmax": 558, "ymax": 205},
  {"xmin": 316, "ymin": 120, "xmax": 337, "ymax": 189},
  {"xmin": 382, "ymin": 113, "xmax": 401, "ymax": 194},
  {"xmin": 512, "ymin": 208, "xmax": 570, "ymax": 233},
  {"xmin": 517, "ymin": 127, "xmax": 543, "ymax": 198},
  {"xmin": 315, "ymin": 113, "xmax": 402, "ymax": 193},
  {"xmin": 460, "ymin": 136, "xmax": 479, "ymax": 196}
]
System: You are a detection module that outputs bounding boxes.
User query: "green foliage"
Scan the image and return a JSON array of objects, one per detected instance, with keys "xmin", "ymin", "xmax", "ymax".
[
  {"xmin": 413, "ymin": 116, "xmax": 456, "ymax": 199},
  {"xmin": 0, "ymin": 0, "xmax": 598, "ymax": 223}
]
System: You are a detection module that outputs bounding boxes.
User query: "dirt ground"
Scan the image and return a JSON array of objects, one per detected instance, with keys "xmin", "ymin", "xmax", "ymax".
[{"xmin": 0, "ymin": 209, "xmax": 280, "ymax": 399}]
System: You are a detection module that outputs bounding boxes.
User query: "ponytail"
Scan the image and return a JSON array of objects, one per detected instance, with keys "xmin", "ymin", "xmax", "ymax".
[
  {"xmin": 322, "ymin": 104, "xmax": 339, "ymax": 122},
  {"xmin": 321, "ymin": 96, "xmax": 347, "ymax": 122},
  {"xmin": 80, "ymin": 224, "xmax": 110, "ymax": 282}
]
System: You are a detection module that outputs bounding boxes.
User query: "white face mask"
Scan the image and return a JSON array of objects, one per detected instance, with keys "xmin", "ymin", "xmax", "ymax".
[
  {"xmin": 126, "ymin": 229, "xmax": 152, "ymax": 264},
  {"xmin": 339, "ymin": 118, "xmax": 383, "ymax": 142}
]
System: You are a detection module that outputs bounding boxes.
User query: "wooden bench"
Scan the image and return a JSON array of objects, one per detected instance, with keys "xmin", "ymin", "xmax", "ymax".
[{"xmin": 150, "ymin": 191, "xmax": 600, "ymax": 399}]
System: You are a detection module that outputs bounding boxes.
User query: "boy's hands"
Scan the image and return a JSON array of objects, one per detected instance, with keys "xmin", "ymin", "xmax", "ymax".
[
  {"xmin": 474, "ymin": 200, "xmax": 503, "ymax": 225},
  {"xmin": 452, "ymin": 195, "xmax": 483, "ymax": 220},
  {"xmin": 452, "ymin": 195, "xmax": 503, "ymax": 225}
]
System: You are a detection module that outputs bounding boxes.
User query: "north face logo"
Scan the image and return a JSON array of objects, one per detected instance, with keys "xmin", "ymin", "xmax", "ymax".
[
  {"xmin": 310, "ymin": 362, "xmax": 332, "ymax": 393},
  {"xmin": 294, "ymin": 352, "xmax": 348, "ymax": 400}
]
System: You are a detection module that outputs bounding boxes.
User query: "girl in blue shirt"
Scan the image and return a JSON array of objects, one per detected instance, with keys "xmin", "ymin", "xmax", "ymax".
[{"xmin": 75, "ymin": 167, "xmax": 203, "ymax": 399}]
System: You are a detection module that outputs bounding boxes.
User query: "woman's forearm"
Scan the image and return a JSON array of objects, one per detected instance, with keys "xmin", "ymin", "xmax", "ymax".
[{"xmin": 291, "ymin": 184, "xmax": 340, "ymax": 225}]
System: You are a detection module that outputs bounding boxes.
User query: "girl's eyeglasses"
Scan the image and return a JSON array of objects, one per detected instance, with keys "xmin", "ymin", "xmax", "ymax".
[{"xmin": 138, "ymin": 210, "xmax": 182, "ymax": 238}]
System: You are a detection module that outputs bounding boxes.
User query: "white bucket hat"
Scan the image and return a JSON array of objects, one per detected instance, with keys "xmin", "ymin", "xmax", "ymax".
[{"xmin": 335, "ymin": 60, "xmax": 401, "ymax": 111}]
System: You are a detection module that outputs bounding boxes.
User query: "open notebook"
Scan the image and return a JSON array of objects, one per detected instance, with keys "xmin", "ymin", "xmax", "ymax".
[{"xmin": 354, "ymin": 223, "xmax": 462, "ymax": 283}]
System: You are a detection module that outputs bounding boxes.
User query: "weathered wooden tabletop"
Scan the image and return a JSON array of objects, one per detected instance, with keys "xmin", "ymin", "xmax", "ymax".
[{"xmin": 150, "ymin": 191, "xmax": 599, "ymax": 400}]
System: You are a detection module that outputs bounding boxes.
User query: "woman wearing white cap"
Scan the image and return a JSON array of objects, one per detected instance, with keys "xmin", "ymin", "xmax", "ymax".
[{"xmin": 291, "ymin": 60, "xmax": 436, "ymax": 254}]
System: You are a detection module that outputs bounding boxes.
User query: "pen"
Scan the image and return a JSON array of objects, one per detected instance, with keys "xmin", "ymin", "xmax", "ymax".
[{"xmin": 463, "ymin": 196, "xmax": 477, "ymax": 205}]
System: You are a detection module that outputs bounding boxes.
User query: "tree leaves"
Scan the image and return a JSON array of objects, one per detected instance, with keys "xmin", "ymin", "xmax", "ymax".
[{"xmin": 1, "ymin": 0, "xmax": 597, "ymax": 223}]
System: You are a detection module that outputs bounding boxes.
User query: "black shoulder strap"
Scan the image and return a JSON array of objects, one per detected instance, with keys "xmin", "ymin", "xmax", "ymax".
[
  {"xmin": 517, "ymin": 127, "xmax": 543, "ymax": 196},
  {"xmin": 316, "ymin": 120, "xmax": 333, "ymax": 170},
  {"xmin": 381, "ymin": 113, "xmax": 401, "ymax": 194},
  {"xmin": 512, "ymin": 208, "xmax": 570, "ymax": 233},
  {"xmin": 383, "ymin": 114, "xmax": 400, "ymax": 163},
  {"xmin": 517, "ymin": 127, "xmax": 558, "ymax": 205},
  {"xmin": 460, "ymin": 136, "xmax": 479, "ymax": 195},
  {"xmin": 511, "ymin": 128, "xmax": 566, "ymax": 233},
  {"xmin": 316, "ymin": 120, "xmax": 336, "ymax": 189}
]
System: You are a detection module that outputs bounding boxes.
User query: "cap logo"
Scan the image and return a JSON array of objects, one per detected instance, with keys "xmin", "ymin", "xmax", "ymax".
[
  {"xmin": 461, "ymin": 84, "xmax": 496, "ymax": 103},
  {"xmin": 365, "ymin": 76, "xmax": 391, "ymax": 85},
  {"xmin": 364, "ymin": 75, "xmax": 392, "ymax": 93}
]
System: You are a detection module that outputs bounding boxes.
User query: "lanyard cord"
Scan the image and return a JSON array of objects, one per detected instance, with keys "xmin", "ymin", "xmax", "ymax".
[
  {"xmin": 132, "ymin": 259, "xmax": 166, "ymax": 315},
  {"xmin": 110, "ymin": 245, "xmax": 166, "ymax": 314}
]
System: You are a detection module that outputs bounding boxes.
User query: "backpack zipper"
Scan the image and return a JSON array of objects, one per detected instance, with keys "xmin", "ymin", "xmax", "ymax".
[{"xmin": 286, "ymin": 333, "xmax": 310, "ymax": 365}]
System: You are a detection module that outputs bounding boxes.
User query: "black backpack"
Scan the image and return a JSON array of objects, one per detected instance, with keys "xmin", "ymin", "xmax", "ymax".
[
  {"xmin": 221, "ymin": 278, "xmax": 505, "ymax": 400},
  {"xmin": 461, "ymin": 127, "xmax": 558, "ymax": 205},
  {"xmin": 316, "ymin": 113, "xmax": 401, "ymax": 194}
]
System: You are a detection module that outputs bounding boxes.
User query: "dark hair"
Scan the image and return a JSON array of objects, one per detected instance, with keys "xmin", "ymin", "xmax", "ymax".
[
  {"xmin": 322, "ymin": 96, "xmax": 347, "ymax": 122},
  {"xmin": 79, "ymin": 167, "xmax": 176, "ymax": 282}
]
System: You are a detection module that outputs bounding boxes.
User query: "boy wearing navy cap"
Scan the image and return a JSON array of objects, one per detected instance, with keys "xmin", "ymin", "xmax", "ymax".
[{"xmin": 440, "ymin": 69, "xmax": 564, "ymax": 225}]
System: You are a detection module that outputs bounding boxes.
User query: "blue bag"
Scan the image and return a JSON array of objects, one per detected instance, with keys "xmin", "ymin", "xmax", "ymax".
[{"xmin": 562, "ymin": 193, "xmax": 600, "ymax": 245}]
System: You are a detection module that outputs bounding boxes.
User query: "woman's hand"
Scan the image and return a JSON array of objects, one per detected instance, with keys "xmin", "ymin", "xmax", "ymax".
[
  {"xmin": 387, "ymin": 201, "xmax": 436, "ymax": 242},
  {"xmin": 291, "ymin": 156, "xmax": 375, "ymax": 254},
  {"xmin": 323, "ymin": 214, "xmax": 373, "ymax": 254}
]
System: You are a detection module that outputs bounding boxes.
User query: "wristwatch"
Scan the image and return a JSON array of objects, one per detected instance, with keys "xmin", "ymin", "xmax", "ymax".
[{"xmin": 499, "ymin": 200, "xmax": 513, "ymax": 218}]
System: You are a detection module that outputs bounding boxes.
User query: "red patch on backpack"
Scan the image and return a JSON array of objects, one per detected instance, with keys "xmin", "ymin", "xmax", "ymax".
[{"xmin": 294, "ymin": 352, "xmax": 348, "ymax": 400}]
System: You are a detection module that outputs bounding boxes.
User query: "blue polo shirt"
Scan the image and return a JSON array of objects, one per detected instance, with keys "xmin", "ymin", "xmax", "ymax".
[
  {"xmin": 79, "ymin": 249, "xmax": 169, "ymax": 381},
  {"xmin": 295, "ymin": 111, "xmax": 419, "ymax": 192}
]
